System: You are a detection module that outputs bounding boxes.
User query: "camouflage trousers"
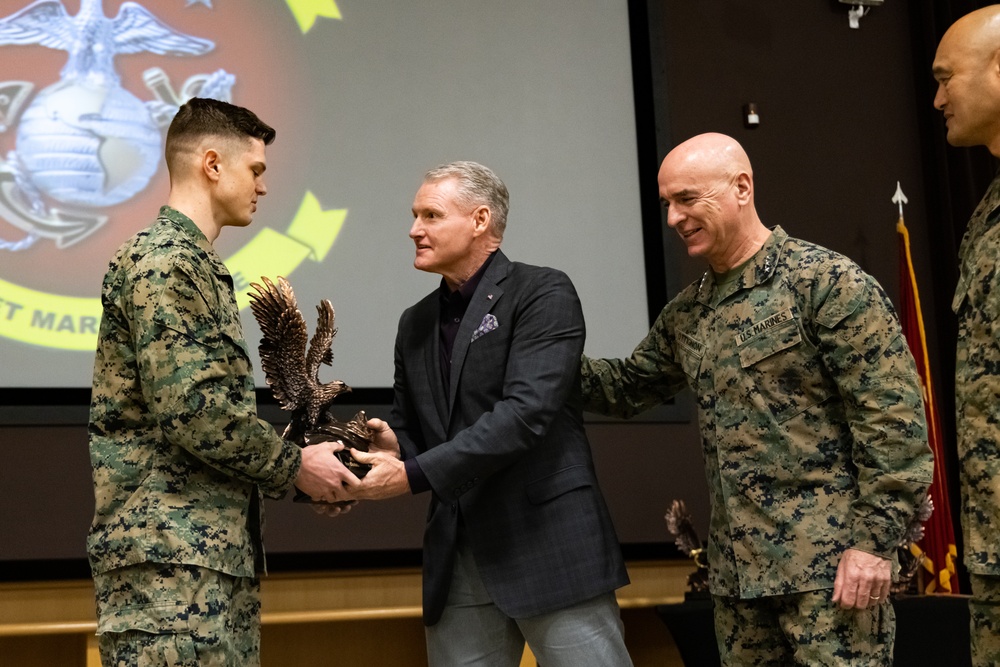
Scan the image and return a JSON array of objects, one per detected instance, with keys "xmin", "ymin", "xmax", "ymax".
[
  {"xmin": 971, "ymin": 573, "xmax": 1000, "ymax": 667},
  {"xmin": 93, "ymin": 563, "xmax": 261, "ymax": 667},
  {"xmin": 713, "ymin": 589, "xmax": 894, "ymax": 666}
]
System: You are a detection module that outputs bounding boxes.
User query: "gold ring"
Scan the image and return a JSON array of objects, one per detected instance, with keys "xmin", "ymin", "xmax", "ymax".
[{"xmin": 870, "ymin": 596, "xmax": 880, "ymax": 600}]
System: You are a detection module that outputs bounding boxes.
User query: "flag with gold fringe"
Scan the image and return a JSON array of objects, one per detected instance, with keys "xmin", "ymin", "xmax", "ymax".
[{"xmin": 894, "ymin": 183, "xmax": 959, "ymax": 593}]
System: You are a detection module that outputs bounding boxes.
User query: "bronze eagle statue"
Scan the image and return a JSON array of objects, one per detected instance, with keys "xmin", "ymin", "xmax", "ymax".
[
  {"xmin": 665, "ymin": 499, "xmax": 709, "ymax": 593},
  {"xmin": 248, "ymin": 276, "xmax": 372, "ymax": 489}
]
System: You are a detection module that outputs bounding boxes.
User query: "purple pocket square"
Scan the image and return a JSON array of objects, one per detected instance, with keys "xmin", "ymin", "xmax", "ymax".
[{"xmin": 471, "ymin": 313, "xmax": 498, "ymax": 342}]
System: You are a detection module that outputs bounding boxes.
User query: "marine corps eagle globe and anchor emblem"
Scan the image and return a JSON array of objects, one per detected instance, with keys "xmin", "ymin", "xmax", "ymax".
[
  {"xmin": 0, "ymin": 0, "xmax": 349, "ymax": 353},
  {"xmin": 0, "ymin": 0, "xmax": 236, "ymax": 253}
]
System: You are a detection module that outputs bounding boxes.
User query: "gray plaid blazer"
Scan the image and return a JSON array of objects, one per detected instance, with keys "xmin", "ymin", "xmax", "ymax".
[{"xmin": 391, "ymin": 250, "xmax": 628, "ymax": 625}]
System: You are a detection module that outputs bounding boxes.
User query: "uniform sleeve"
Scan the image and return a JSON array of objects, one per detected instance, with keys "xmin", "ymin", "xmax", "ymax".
[
  {"xmin": 580, "ymin": 306, "xmax": 688, "ymax": 418},
  {"xmin": 812, "ymin": 269, "xmax": 934, "ymax": 557},
  {"xmin": 133, "ymin": 263, "xmax": 301, "ymax": 497}
]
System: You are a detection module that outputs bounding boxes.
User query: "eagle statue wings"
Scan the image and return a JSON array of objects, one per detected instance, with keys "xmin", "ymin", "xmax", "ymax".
[
  {"xmin": 248, "ymin": 276, "xmax": 372, "ymax": 486},
  {"xmin": 665, "ymin": 499, "xmax": 709, "ymax": 593}
]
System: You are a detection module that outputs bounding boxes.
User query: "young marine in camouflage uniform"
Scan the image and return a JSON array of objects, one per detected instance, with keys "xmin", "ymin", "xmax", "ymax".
[
  {"xmin": 87, "ymin": 98, "xmax": 352, "ymax": 666},
  {"xmin": 582, "ymin": 133, "xmax": 933, "ymax": 666},
  {"xmin": 934, "ymin": 8, "xmax": 1000, "ymax": 664}
]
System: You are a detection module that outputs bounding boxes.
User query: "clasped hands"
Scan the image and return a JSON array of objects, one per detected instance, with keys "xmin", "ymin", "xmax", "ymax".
[{"xmin": 294, "ymin": 417, "xmax": 410, "ymax": 517}]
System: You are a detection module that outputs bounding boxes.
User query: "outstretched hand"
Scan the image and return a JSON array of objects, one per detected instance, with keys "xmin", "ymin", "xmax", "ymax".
[
  {"xmin": 295, "ymin": 440, "xmax": 361, "ymax": 504},
  {"xmin": 345, "ymin": 447, "xmax": 410, "ymax": 500},
  {"xmin": 365, "ymin": 417, "xmax": 401, "ymax": 458}
]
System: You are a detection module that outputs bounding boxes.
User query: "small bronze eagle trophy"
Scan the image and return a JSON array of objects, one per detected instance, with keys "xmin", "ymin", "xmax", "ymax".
[
  {"xmin": 248, "ymin": 276, "xmax": 373, "ymax": 503},
  {"xmin": 664, "ymin": 499, "xmax": 709, "ymax": 596}
]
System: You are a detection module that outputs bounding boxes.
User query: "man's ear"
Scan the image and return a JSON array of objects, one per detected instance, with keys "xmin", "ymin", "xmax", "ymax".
[
  {"xmin": 203, "ymin": 149, "xmax": 222, "ymax": 182},
  {"xmin": 471, "ymin": 205, "xmax": 492, "ymax": 237},
  {"xmin": 989, "ymin": 46, "xmax": 1000, "ymax": 85},
  {"xmin": 734, "ymin": 172, "xmax": 753, "ymax": 206}
]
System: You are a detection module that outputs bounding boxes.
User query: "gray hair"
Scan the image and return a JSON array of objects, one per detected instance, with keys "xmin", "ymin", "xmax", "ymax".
[{"xmin": 424, "ymin": 161, "xmax": 509, "ymax": 239}]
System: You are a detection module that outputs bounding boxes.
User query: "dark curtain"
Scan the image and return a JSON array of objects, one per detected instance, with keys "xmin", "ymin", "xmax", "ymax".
[{"xmin": 909, "ymin": 0, "xmax": 998, "ymax": 593}]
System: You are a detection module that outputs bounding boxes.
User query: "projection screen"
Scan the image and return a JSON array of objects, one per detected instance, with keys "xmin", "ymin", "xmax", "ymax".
[{"xmin": 0, "ymin": 0, "xmax": 650, "ymax": 393}]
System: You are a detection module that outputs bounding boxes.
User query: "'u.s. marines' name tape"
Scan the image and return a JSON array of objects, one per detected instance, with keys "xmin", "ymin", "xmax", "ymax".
[
  {"xmin": 0, "ymin": 191, "xmax": 346, "ymax": 351},
  {"xmin": 735, "ymin": 308, "xmax": 793, "ymax": 346}
]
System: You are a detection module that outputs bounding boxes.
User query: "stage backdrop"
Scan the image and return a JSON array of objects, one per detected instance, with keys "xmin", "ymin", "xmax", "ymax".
[
  {"xmin": 0, "ymin": 0, "xmax": 650, "ymax": 391},
  {"xmin": 0, "ymin": 0, "xmax": 941, "ymax": 577}
]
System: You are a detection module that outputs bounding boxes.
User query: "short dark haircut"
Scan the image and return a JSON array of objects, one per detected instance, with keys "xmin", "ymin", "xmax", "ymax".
[{"xmin": 165, "ymin": 97, "xmax": 275, "ymax": 171}]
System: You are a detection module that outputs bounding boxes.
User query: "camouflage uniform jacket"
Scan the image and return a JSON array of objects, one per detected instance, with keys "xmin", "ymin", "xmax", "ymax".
[
  {"xmin": 954, "ymin": 173, "xmax": 1000, "ymax": 577},
  {"xmin": 87, "ymin": 206, "xmax": 301, "ymax": 578},
  {"xmin": 582, "ymin": 226, "xmax": 932, "ymax": 598}
]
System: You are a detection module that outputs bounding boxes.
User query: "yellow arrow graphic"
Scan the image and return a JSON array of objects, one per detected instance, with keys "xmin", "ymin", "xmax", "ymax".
[
  {"xmin": 230, "ymin": 193, "xmax": 347, "ymax": 309},
  {"xmin": 285, "ymin": 0, "xmax": 342, "ymax": 34}
]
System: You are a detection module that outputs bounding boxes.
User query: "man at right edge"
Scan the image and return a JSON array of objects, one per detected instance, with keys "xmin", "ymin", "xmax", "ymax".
[{"xmin": 934, "ymin": 6, "xmax": 1000, "ymax": 664}]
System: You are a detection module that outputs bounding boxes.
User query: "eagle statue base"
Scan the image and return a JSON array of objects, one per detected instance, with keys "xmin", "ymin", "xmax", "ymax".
[{"xmin": 294, "ymin": 410, "xmax": 374, "ymax": 503}]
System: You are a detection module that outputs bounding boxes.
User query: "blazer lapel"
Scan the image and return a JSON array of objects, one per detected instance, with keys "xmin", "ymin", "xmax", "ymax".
[
  {"xmin": 447, "ymin": 252, "xmax": 510, "ymax": 415},
  {"xmin": 413, "ymin": 296, "xmax": 450, "ymax": 432}
]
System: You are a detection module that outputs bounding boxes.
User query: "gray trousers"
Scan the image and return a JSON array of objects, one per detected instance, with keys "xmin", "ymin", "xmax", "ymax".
[{"xmin": 425, "ymin": 539, "xmax": 633, "ymax": 667}]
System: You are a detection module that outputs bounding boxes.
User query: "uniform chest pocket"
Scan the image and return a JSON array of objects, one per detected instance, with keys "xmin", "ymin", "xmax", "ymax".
[
  {"xmin": 738, "ymin": 319, "xmax": 801, "ymax": 367},
  {"xmin": 219, "ymin": 329, "xmax": 252, "ymax": 372},
  {"xmin": 677, "ymin": 332, "xmax": 704, "ymax": 381},
  {"xmin": 738, "ymin": 319, "xmax": 830, "ymax": 423},
  {"xmin": 194, "ymin": 312, "xmax": 252, "ymax": 380}
]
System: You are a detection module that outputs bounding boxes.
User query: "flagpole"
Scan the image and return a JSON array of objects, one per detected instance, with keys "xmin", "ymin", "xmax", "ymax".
[{"xmin": 893, "ymin": 181, "xmax": 959, "ymax": 594}]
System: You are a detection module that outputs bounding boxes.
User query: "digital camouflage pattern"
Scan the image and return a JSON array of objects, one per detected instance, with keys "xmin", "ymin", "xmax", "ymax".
[
  {"xmin": 954, "ymin": 173, "xmax": 1000, "ymax": 578},
  {"xmin": 88, "ymin": 206, "xmax": 301, "ymax": 579},
  {"xmin": 969, "ymin": 573, "xmax": 1000, "ymax": 666},
  {"xmin": 582, "ymin": 226, "xmax": 933, "ymax": 599},
  {"xmin": 94, "ymin": 562, "xmax": 260, "ymax": 667},
  {"xmin": 954, "ymin": 172, "xmax": 1000, "ymax": 665},
  {"xmin": 713, "ymin": 589, "xmax": 894, "ymax": 666}
]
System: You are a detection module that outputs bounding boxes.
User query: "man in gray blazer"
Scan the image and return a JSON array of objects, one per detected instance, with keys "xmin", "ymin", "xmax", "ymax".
[{"xmin": 345, "ymin": 161, "xmax": 632, "ymax": 666}]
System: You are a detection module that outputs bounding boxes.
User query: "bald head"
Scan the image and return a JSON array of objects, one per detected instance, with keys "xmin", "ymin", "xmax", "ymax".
[
  {"xmin": 940, "ymin": 5, "xmax": 1000, "ymax": 57},
  {"xmin": 660, "ymin": 132, "xmax": 754, "ymax": 186},
  {"xmin": 658, "ymin": 133, "xmax": 769, "ymax": 272},
  {"xmin": 933, "ymin": 5, "xmax": 1000, "ymax": 153}
]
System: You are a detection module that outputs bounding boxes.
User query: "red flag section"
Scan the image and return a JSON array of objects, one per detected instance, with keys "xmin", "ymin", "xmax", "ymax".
[{"xmin": 896, "ymin": 216, "xmax": 959, "ymax": 594}]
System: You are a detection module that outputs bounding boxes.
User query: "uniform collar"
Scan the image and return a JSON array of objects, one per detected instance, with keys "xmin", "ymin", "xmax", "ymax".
[
  {"xmin": 959, "ymin": 172, "xmax": 1000, "ymax": 265},
  {"xmin": 157, "ymin": 205, "xmax": 229, "ymax": 277},
  {"xmin": 696, "ymin": 226, "xmax": 786, "ymax": 307}
]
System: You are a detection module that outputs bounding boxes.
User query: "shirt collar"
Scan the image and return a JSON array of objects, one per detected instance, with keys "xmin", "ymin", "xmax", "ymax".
[{"xmin": 439, "ymin": 250, "xmax": 498, "ymax": 305}]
